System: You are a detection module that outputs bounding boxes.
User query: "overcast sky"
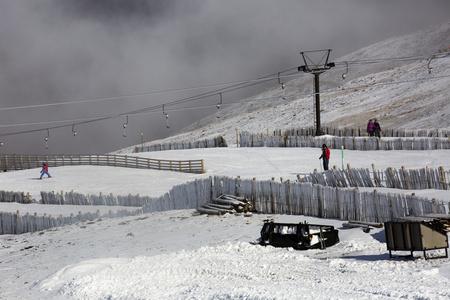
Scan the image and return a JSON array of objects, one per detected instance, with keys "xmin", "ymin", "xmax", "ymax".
[{"xmin": 0, "ymin": 0, "xmax": 449, "ymax": 155}]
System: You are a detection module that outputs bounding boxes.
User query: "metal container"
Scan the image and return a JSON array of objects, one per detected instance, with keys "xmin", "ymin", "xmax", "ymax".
[{"xmin": 385, "ymin": 221, "xmax": 448, "ymax": 259}]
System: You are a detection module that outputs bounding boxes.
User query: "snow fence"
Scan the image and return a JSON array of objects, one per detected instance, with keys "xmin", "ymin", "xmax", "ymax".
[
  {"xmin": 299, "ymin": 166, "xmax": 449, "ymax": 190},
  {"xmin": 0, "ymin": 176, "xmax": 446, "ymax": 234},
  {"xmin": 239, "ymin": 132, "xmax": 450, "ymax": 150},
  {"xmin": 133, "ymin": 136, "xmax": 227, "ymax": 153},
  {"xmin": 259, "ymin": 127, "xmax": 450, "ymax": 138}
]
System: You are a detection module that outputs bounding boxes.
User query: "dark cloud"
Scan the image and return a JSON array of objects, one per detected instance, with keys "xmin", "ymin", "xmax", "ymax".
[
  {"xmin": 0, "ymin": 0, "xmax": 449, "ymax": 154},
  {"xmin": 53, "ymin": 0, "xmax": 183, "ymax": 26}
]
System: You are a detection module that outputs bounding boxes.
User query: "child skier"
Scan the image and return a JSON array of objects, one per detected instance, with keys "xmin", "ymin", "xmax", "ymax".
[{"xmin": 40, "ymin": 163, "xmax": 51, "ymax": 179}]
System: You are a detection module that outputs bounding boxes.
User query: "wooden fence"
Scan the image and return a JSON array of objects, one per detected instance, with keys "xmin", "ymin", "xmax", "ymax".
[
  {"xmin": 0, "ymin": 191, "xmax": 35, "ymax": 204},
  {"xmin": 0, "ymin": 179, "xmax": 212, "ymax": 234},
  {"xmin": 133, "ymin": 136, "xmax": 227, "ymax": 153},
  {"xmin": 238, "ymin": 132, "xmax": 450, "ymax": 150},
  {"xmin": 1, "ymin": 176, "xmax": 446, "ymax": 234},
  {"xmin": 40, "ymin": 190, "xmax": 153, "ymax": 207},
  {"xmin": 210, "ymin": 176, "xmax": 446, "ymax": 222},
  {"xmin": 0, "ymin": 209, "xmax": 143, "ymax": 235},
  {"xmin": 0, "ymin": 154, "xmax": 204, "ymax": 174},
  {"xmin": 299, "ymin": 166, "xmax": 449, "ymax": 190},
  {"xmin": 266, "ymin": 127, "xmax": 450, "ymax": 138}
]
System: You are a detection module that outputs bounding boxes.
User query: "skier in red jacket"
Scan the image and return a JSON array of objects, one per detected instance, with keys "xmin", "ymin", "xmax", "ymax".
[
  {"xmin": 319, "ymin": 144, "xmax": 330, "ymax": 171},
  {"xmin": 40, "ymin": 163, "xmax": 51, "ymax": 179}
]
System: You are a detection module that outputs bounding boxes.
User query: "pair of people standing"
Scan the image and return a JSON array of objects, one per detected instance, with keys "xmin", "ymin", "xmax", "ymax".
[{"xmin": 367, "ymin": 119, "xmax": 381, "ymax": 138}]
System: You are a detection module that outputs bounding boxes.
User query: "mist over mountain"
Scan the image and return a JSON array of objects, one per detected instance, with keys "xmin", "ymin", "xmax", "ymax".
[
  {"xmin": 0, "ymin": 1, "xmax": 449, "ymax": 155},
  {"xmin": 152, "ymin": 21, "xmax": 450, "ymax": 149}
]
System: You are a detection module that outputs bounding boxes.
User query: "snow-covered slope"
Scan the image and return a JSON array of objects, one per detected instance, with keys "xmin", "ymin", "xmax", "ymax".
[
  {"xmin": 2, "ymin": 147, "xmax": 450, "ymax": 299},
  {"xmin": 144, "ymin": 21, "xmax": 450, "ymax": 149},
  {"xmin": 2, "ymin": 22, "xmax": 450, "ymax": 300}
]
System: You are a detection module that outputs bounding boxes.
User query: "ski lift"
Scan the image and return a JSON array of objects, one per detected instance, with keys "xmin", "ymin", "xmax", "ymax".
[
  {"xmin": 72, "ymin": 124, "xmax": 77, "ymax": 136},
  {"xmin": 427, "ymin": 56, "xmax": 435, "ymax": 74},
  {"xmin": 342, "ymin": 61, "xmax": 349, "ymax": 80},
  {"xmin": 44, "ymin": 129, "xmax": 49, "ymax": 149},
  {"xmin": 123, "ymin": 115, "xmax": 128, "ymax": 137},
  {"xmin": 163, "ymin": 105, "xmax": 169, "ymax": 128},
  {"xmin": 278, "ymin": 72, "xmax": 285, "ymax": 89},
  {"xmin": 216, "ymin": 93, "xmax": 222, "ymax": 118}
]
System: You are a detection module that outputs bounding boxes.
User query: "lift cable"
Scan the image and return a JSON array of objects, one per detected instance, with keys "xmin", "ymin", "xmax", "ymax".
[{"xmin": 1, "ymin": 72, "xmax": 449, "ymax": 138}]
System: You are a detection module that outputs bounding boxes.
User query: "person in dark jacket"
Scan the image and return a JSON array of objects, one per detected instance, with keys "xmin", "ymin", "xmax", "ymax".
[
  {"xmin": 367, "ymin": 119, "xmax": 375, "ymax": 136},
  {"xmin": 319, "ymin": 144, "xmax": 330, "ymax": 171},
  {"xmin": 373, "ymin": 119, "xmax": 381, "ymax": 139},
  {"xmin": 40, "ymin": 163, "xmax": 51, "ymax": 179}
]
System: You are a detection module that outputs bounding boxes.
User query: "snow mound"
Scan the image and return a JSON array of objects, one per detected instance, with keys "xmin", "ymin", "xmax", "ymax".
[{"xmin": 36, "ymin": 240, "xmax": 450, "ymax": 299}]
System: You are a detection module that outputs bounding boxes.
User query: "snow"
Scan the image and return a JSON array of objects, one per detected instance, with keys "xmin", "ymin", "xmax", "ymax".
[
  {"xmin": 1, "ymin": 147, "xmax": 450, "ymax": 299},
  {"xmin": 1, "ymin": 23, "xmax": 450, "ymax": 299},
  {"xmin": 2, "ymin": 147, "xmax": 450, "ymax": 206}
]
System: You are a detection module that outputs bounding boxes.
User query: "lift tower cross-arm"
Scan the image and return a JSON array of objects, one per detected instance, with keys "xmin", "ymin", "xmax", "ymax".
[{"xmin": 298, "ymin": 49, "xmax": 335, "ymax": 136}]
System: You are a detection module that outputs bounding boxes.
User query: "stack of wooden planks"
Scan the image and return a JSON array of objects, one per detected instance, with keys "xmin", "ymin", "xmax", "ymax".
[
  {"xmin": 342, "ymin": 220, "xmax": 384, "ymax": 233},
  {"xmin": 196, "ymin": 194, "xmax": 252, "ymax": 216}
]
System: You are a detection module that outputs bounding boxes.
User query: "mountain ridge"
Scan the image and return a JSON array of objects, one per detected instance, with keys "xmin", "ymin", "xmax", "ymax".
[{"xmin": 126, "ymin": 21, "xmax": 450, "ymax": 150}]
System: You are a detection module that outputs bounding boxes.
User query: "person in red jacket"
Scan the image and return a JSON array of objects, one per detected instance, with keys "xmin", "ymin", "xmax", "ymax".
[
  {"xmin": 40, "ymin": 163, "xmax": 51, "ymax": 179},
  {"xmin": 319, "ymin": 144, "xmax": 330, "ymax": 171}
]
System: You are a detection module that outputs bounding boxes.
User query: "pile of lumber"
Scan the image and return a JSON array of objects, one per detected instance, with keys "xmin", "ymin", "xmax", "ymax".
[
  {"xmin": 342, "ymin": 220, "xmax": 384, "ymax": 233},
  {"xmin": 424, "ymin": 218, "xmax": 450, "ymax": 232},
  {"xmin": 398, "ymin": 214, "xmax": 450, "ymax": 233},
  {"xmin": 196, "ymin": 194, "xmax": 252, "ymax": 216}
]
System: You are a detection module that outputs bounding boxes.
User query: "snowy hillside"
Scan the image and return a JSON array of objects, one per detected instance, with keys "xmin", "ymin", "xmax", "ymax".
[
  {"xmin": 1, "ymin": 148, "xmax": 450, "ymax": 299},
  {"xmin": 1, "ymin": 22, "xmax": 450, "ymax": 299},
  {"xmin": 145, "ymin": 21, "xmax": 450, "ymax": 149}
]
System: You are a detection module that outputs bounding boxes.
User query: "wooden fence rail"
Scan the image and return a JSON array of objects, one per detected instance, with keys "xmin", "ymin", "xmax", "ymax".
[
  {"xmin": 1, "ymin": 176, "xmax": 446, "ymax": 234},
  {"xmin": 0, "ymin": 154, "xmax": 204, "ymax": 174},
  {"xmin": 239, "ymin": 132, "xmax": 450, "ymax": 150}
]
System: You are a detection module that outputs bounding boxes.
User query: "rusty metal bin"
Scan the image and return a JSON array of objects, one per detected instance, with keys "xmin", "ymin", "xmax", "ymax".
[{"xmin": 385, "ymin": 221, "xmax": 449, "ymax": 259}]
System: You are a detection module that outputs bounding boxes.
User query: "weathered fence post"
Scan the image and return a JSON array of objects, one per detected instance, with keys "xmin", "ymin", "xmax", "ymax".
[
  {"xmin": 401, "ymin": 166, "xmax": 410, "ymax": 190},
  {"xmin": 347, "ymin": 164, "xmax": 356, "ymax": 187},
  {"xmin": 270, "ymin": 177, "xmax": 276, "ymax": 213},
  {"xmin": 372, "ymin": 164, "xmax": 381, "ymax": 187},
  {"xmin": 285, "ymin": 180, "xmax": 291, "ymax": 214},
  {"xmin": 439, "ymin": 166, "xmax": 448, "ymax": 190}
]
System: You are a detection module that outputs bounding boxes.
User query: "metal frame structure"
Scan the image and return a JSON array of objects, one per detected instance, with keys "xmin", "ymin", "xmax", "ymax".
[{"xmin": 298, "ymin": 49, "xmax": 335, "ymax": 136}]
